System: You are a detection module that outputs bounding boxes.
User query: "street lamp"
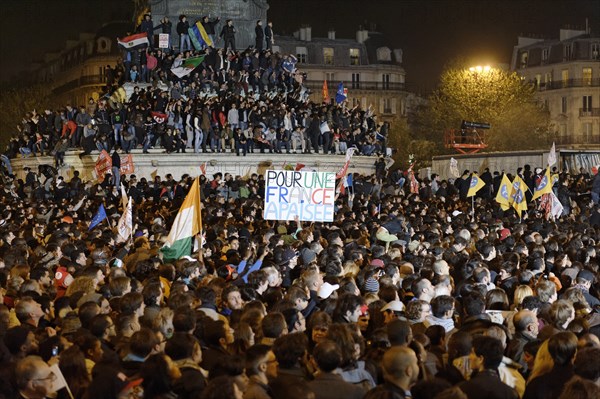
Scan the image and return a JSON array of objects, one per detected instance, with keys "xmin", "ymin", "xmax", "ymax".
[{"xmin": 469, "ymin": 65, "xmax": 492, "ymax": 73}]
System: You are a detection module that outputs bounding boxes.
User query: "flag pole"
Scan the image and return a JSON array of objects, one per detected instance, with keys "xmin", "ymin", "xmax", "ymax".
[{"xmin": 471, "ymin": 195, "xmax": 475, "ymax": 222}]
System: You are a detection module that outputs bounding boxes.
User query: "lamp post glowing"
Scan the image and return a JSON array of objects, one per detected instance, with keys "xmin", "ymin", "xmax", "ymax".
[{"xmin": 469, "ymin": 65, "xmax": 492, "ymax": 73}]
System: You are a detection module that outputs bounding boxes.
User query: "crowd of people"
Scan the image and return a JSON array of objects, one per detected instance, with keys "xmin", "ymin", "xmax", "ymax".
[
  {"xmin": 1, "ymin": 12, "xmax": 600, "ymax": 399},
  {"xmin": 4, "ymin": 14, "xmax": 390, "ymax": 166},
  {"xmin": 0, "ymin": 154, "xmax": 599, "ymax": 399}
]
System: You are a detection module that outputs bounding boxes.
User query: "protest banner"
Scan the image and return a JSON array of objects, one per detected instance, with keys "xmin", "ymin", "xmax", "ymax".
[
  {"xmin": 263, "ymin": 170, "xmax": 336, "ymax": 222},
  {"xmin": 94, "ymin": 150, "xmax": 112, "ymax": 183},
  {"xmin": 120, "ymin": 154, "xmax": 135, "ymax": 175}
]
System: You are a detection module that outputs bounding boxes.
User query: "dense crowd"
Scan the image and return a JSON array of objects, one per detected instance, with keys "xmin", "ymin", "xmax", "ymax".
[
  {"xmin": 2, "ymin": 12, "xmax": 600, "ymax": 399},
  {"xmin": 4, "ymin": 14, "xmax": 390, "ymax": 166},
  {"xmin": 0, "ymin": 157, "xmax": 599, "ymax": 399}
]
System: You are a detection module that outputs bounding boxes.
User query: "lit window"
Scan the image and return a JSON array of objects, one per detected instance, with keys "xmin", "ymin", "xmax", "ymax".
[
  {"xmin": 323, "ymin": 48, "xmax": 334, "ymax": 65},
  {"xmin": 583, "ymin": 68, "xmax": 592, "ymax": 85},
  {"xmin": 350, "ymin": 48, "xmax": 360, "ymax": 65}
]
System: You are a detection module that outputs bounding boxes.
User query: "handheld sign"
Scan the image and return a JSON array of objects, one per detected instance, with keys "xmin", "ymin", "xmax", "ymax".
[{"xmin": 263, "ymin": 170, "xmax": 336, "ymax": 222}]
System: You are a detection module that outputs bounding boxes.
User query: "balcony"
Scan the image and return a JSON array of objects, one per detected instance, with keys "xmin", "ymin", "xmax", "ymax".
[
  {"xmin": 53, "ymin": 74, "xmax": 106, "ymax": 95},
  {"xmin": 537, "ymin": 78, "xmax": 600, "ymax": 91},
  {"xmin": 555, "ymin": 135, "xmax": 600, "ymax": 146},
  {"xmin": 579, "ymin": 108, "xmax": 600, "ymax": 117},
  {"xmin": 304, "ymin": 80, "xmax": 405, "ymax": 91}
]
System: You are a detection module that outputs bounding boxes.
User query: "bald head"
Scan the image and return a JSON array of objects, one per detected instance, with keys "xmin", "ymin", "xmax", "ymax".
[
  {"xmin": 514, "ymin": 310, "xmax": 538, "ymax": 338},
  {"xmin": 382, "ymin": 346, "xmax": 419, "ymax": 383}
]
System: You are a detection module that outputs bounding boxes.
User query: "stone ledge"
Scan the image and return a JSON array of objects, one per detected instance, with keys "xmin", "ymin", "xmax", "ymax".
[{"xmin": 10, "ymin": 150, "xmax": 377, "ymax": 182}]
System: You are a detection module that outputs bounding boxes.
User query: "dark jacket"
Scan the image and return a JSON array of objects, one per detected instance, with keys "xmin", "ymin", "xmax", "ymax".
[
  {"xmin": 459, "ymin": 369, "xmax": 518, "ymax": 399},
  {"xmin": 506, "ymin": 331, "xmax": 535, "ymax": 374},
  {"xmin": 364, "ymin": 381, "xmax": 410, "ymax": 399},
  {"xmin": 522, "ymin": 364, "xmax": 574, "ymax": 399},
  {"xmin": 220, "ymin": 24, "xmax": 236, "ymax": 40},
  {"xmin": 308, "ymin": 372, "xmax": 365, "ymax": 399},
  {"xmin": 176, "ymin": 20, "xmax": 189, "ymax": 35}
]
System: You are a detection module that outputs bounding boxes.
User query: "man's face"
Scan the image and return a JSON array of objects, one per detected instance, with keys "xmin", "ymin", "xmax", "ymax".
[
  {"xmin": 347, "ymin": 305, "xmax": 362, "ymax": 323},
  {"xmin": 30, "ymin": 301, "xmax": 45, "ymax": 321},
  {"xmin": 99, "ymin": 299, "xmax": 111, "ymax": 315},
  {"xmin": 29, "ymin": 363, "xmax": 56, "ymax": 397},
  {"xmin": 227, "ymin": 291, "xmax": 244, "ymax": 310},
  {"xmin": 39, "ymin": 272, "xmax": 52, "ymax": 288},
  {"xmin": 25, "ymin": 331, "xmax": 39, "ymax": 354},
  {"xmin": 76, "ymin": 252, "xmax": 87, "ymax": 266},
  {"xmin": 419, "ymin": 304, "xmax": 432, "ymax": 322}
]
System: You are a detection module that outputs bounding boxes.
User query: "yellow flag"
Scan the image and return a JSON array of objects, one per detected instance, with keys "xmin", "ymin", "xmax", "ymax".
[
  {"xmin": 510, "ymin": 175, "xmax": 528, "ymax": 217},
  {"xmin": 467, "ymin": 172, "xmax": 486, "ymax": 197},
  {"xmin": 495, "ymin": 174, "xmax": 512, "ymax": 211},
  {"xmin": 532, "ymin": 168, "xmax": 553, "ymax": 201}
]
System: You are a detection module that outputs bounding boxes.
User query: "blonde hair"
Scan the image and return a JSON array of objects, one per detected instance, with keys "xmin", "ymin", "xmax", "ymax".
[
  {"xmin": 528, "ymin": 340, "xmax": 553, "ymax": 382},
  {"xmin": 152, "ymin": 307, "xmax": 174, "ymax": 338},
  {"xmin": 65, "ymin": 276, "xmax": 96, "ymax": 297},
  {"xmin": 513, "ymin": 285, "xmax": 534, "ymax": 309}
]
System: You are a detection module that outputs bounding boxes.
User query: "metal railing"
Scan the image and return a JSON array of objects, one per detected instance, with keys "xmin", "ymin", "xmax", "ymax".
[
  {"xmin": 554, "ymin": 135, "xmax": 600, "ymax": 145},
  {"xmin": 304, "ymin": 80, "xmax": 406, "ymax": 91},
  {"xmin": 536, "ymin": 78, "xmax": 600, "ymax": 91},
  {"xmin": 579, "ymin": 108, "xmax": 600, "ymax": 117}
]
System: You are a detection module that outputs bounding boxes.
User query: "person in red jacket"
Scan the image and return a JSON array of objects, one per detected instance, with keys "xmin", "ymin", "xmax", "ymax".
[{"xmin": 61, "ymin": 119, "xmax": 77, "ymax": 139}]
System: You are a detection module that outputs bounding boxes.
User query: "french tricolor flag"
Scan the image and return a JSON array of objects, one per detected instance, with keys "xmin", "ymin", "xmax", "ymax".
[{"xmin": 117, "ymin": 33, "xmax": 149, "ymax": 50}]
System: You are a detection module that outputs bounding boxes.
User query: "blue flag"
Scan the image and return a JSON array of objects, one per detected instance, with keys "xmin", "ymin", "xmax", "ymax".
[
  {"xmin": 335, "ymin": 82, "xmax": 347, "ymax": 103},
  {"xmin": 89, "ymin": 204, "xmax": 107, "ymax": 230}
]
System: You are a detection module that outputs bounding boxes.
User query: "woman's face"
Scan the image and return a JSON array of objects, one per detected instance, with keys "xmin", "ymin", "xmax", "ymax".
[{"xmin": 312, "ymin": 325, "xmax": 328, "ymax": 343}]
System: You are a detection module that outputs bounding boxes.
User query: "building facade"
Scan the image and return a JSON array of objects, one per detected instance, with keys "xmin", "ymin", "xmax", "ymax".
[
  {"xmin": 273, "ymin": 27, "xmax": 409, "ymax": 123},
  {"xmin": 31, "ymin": 22, "xmax": 133, "ymax": 107},
  {"xmin": 511, "ymin": 28, "xmax": 600, "ymax": 148}
]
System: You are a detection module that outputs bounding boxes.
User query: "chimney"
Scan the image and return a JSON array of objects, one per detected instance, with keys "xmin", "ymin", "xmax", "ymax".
[
  {"xmin": 299, "ymin": 27, "xmax": 306, "ymax": 41},
  {"xmin": 305, "ymin": 26, "xmax": 312, "ymax": 42},
  {"xmin": 393, "ymin": 49, "xmax": 403, "ymax": 64},
  {"xmin": 356, "ymin": 29, "xmax": 368, "ymax": 44},
  {"xmin": 559, "ymin": 28, "xmax": 585, "ymax": 41},
  {"xmin": 328, "ymin": 29, "xmax": 336, "ymax": 40}
]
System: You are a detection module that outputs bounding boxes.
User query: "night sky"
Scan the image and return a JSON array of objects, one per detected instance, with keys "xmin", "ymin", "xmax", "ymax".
[{"xmin": 1, "ymin": 0, "xmax": 598, "ymax": 92}]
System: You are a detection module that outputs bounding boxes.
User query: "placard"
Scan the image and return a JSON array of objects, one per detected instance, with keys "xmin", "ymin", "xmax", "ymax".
[
  {"xmin": 263, "ymin": 170, "xmax": 336, "ymax": 222},
  {"xmin": 158, "ymin": 33, "xmax": 170, "ymax": 48}
]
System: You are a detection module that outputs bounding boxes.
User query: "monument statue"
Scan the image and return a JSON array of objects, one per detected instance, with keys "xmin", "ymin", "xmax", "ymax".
[{"xmin": 134, "ymin": 0, "xmax": 269, "ymax": 50}]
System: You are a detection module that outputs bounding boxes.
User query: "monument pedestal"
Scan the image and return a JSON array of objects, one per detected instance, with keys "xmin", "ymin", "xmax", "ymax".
[{"xmin": 148, "ymin": 0, "xmax": 269, "ymax": 50}]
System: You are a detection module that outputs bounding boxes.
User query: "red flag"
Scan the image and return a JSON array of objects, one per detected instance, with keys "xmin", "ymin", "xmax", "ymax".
[
  {"xmin": 119, "ymin": 154, "xmax": 135, "ymax": 175},
  {"xmin": 95, "ymin": 150, "xmax": 112, "ymax": 183},
  {"xmin": 199, "ymin": 162, "xmax": 207, "ymax": 175},
  {"xmin": 322, "ymin": 80, "xmax": 329, "ymax": 103},
  {"xmin": 295, "ymin": 163, "xmax": 305, "ymax": 171},
  {"xmin": 151, "ymin": 111, "xmax": 167, "ymax": 124}
]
